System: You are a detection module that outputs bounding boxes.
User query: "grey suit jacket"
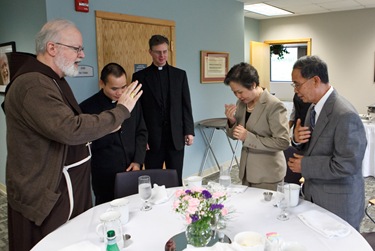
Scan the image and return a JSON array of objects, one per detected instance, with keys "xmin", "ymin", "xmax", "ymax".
[
  {"xmin": 227, "ymin": 89, "xmax": 290, "ymax": 184},
  {"xmin": 302, "ymin": 89, "xmax": 367, "ymax": 229}
]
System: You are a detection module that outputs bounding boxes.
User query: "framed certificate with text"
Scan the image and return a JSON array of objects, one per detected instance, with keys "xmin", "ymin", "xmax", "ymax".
[{"xmin": 200, "ymin": 51, "xmax": 229, "ymax": 83}]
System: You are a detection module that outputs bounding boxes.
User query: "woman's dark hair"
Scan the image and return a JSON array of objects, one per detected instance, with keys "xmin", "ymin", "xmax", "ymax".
[{"xmin": 224, "ymin": 62, "xmax": 259, "ymax": 89}]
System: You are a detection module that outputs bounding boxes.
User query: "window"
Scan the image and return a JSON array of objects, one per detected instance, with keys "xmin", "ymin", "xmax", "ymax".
[{"xmin": 270, "ymin": 44, "xmax": 307, "ymax": 82}]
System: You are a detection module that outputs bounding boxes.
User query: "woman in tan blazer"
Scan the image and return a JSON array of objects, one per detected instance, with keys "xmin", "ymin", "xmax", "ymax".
[{"xmin": 224, "ymin": 62, "xmax": 290, "ymax": 191}]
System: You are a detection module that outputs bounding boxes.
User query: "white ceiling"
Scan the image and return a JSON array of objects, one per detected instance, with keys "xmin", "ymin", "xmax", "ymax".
[{"xmin": 237, "ymin": 0, "xmax": 375, "ymax": 19}]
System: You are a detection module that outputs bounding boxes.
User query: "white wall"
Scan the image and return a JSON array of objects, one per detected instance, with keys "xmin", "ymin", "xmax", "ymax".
[
  {"xmin": 244, "ymin": 18, "xmax": 260, "ymax": 63},
  {"xmin": 256, "ymin": 8, "xmax": 375, "ymax": 114}
]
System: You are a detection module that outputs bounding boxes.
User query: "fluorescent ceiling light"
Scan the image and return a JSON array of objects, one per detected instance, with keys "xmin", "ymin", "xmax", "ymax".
[{"xmin": 244, "ymin": 3, "xmax": 293, "ymax": 16}]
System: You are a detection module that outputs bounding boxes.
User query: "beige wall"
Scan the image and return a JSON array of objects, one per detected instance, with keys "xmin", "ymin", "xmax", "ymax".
[{"xmin": 248, "ymin": 8, "xmax": 375, "ymax": 114}]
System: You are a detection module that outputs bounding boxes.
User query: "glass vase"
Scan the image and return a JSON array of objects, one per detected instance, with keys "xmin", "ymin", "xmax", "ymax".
[{"xmin": 185, "ymin": 219, "xmax": 212, "ymax": 247}]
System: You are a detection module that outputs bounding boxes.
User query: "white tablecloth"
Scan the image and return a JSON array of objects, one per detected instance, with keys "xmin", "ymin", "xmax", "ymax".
[
  {"xmin": 362, "ymin": 123, "xmax": 375, "ymax": 177},
  {"xmin": 31, "ymin": 187, "xmax": 372, "ymax": 251}
]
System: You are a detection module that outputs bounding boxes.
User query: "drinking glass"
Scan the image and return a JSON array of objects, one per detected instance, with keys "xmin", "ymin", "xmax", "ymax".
[
  {"xmin": 138, "ymin": 175, "xmax": 152, "ymax": 211},
  {"xmin": 210, "ymin": 213, "xmax": 220, "ymax": 238},
  {"xmin": 276, "ymin": 182, "xmax": 290, "ymax": 221},
  {"xmin": 216, "ymin": 215, "xmax": 227, "ymax": 243},
  {"xmin": 219, "ymin": 168, "xmax": 231, "ymax": 190}
]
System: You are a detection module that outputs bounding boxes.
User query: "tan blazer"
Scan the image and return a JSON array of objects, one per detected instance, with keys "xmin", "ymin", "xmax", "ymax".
[{"xmin": 227, "ymin": 89, "xmax": 290, "ymax": 184}]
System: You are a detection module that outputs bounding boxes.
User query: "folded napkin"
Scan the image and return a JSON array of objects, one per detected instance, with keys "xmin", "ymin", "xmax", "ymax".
[
  {"xmin": 298, "ymin": 210, "xmax": 351, "ymax": 238},
  {"xmin": 58, "ymin": 241, "xmax": 101, "ymax": 251},
  {"xmin": 150, "ymin": 184, "xmax": 169, "ymax": 204},
  {"xmin": 183, "ymin": 242, "xmax": 236, "ymax": 251},
  {"xmin": 227, "ymin": 184, "xmax": 248, "ymax": 194}
]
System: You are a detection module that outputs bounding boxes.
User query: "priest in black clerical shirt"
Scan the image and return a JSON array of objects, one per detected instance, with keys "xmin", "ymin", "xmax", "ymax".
[
  {"xmin": 132, "ymin": 35, "xmax": 195, "ymax": 185},
  {"xmin": 80, "ymin": 63, "xmax": 147, "ymax": 205}
]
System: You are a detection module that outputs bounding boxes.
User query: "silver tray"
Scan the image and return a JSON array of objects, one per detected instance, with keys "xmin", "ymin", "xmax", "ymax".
[{"xmin": 165, "ymin": 231, "xmax": 231, "ymax": 251}]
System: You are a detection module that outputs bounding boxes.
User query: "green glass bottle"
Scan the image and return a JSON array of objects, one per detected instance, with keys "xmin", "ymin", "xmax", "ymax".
[{"xmin": 106, "ymin": 230, "xmax": 120, "ymax": 251}]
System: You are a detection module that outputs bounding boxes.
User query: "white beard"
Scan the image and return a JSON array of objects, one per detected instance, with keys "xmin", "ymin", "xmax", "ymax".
[{"xmin": 55, "ymin": 55, "xmax": 79, "ymax": 77}]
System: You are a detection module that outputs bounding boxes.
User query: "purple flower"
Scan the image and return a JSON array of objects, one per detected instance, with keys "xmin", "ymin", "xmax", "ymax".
[
  {"xmin": 202, "ymin": 190, "xmax": 212, "ymax": 199},
  {"xmin": 191, "ymin": 214, "xmax": 200, "ymax": 223},
  {"xmin": 210, "ymin": 204, "xmax": 224, "ymax": 211},
  {"xmin": 185, "ymin": 189, "xmax": 192, "ymax": 194}
]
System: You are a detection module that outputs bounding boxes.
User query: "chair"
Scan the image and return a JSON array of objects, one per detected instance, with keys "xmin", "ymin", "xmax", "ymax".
[
  {"xmin": 283, "ymin": 146, "xmax": 303, "ymax": 185},
  {"xmin": 114, "ymin": 169, "xmax": 179, "ymax": 198},
  {"xmin": 361, "ymin": 202, "xmax": 375, "ymax": 249},
  {"xmin": 361, "ymin": 232, "xmax": 375, "ymax": 249}
]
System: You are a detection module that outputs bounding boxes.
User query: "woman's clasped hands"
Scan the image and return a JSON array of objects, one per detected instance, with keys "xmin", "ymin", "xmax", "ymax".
[
  {"xmin": 225, "ymin": 104, "xmax": 247, "ymax": 141},
  {"xmin": 224, "ymin": 104, "xmax": 236, "ymax": 125},
  {"xmin": 233, "ymin": 124, "xmax": 247, "ymax": 141}
]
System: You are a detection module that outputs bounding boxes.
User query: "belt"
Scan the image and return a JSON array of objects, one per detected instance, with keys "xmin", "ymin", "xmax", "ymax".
[{"xmin": 62, "ymin": 142, "xmax": 92, "ymax": 220}]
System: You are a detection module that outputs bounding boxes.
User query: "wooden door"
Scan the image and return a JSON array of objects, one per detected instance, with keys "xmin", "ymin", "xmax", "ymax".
[
  {"xmin": 250, "ymin": 41, "xmax": 270, "ymax": 91},
  {"xmin": 95, "ymin": 11, "xmax": 176, "ymax": 85}
]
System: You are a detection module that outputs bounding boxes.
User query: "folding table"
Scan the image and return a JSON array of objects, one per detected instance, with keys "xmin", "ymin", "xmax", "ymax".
[{"xmin": 197, "ymin": 118, "xmax": 239, "ymax": 176}]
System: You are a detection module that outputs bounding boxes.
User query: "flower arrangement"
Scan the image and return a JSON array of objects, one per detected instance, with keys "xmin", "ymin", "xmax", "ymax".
[
  {"xmin": 173, "ymin": 187, "xmax": 228, "ymax": 224},
  {"xmin": 172, "ymin": 187, "xmax": 228, "ymax": 247}
]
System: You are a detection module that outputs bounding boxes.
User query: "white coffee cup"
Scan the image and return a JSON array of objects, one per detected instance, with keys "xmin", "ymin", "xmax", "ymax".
[
  {"xmin": 285, "ymin": 183, "xmax": 301, "ymax": 207},
  {"xmin": 184, "ymin": 175, "xmax": 203, "ymax": 188},
  {"xmin": 109, "ymin": 198, "xmax": 130, "ymax": 224},
  {"xmin": 96, "ymin": 211, "xmax": 123, "ymax": 243}
]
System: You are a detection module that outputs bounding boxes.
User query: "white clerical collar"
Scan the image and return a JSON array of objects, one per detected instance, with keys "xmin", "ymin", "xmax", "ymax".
[{"xmin": 158, "ymin": 66, "xmax": 163, "ymax": 70}]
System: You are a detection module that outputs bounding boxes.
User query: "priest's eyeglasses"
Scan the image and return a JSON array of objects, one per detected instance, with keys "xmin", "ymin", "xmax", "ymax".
[{"xmin": 55, "ymin": 42, "xmax": 84, "ymax": 54}]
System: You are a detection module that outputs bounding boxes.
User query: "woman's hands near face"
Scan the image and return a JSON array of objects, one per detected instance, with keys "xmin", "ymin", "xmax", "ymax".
[{"xmin": 225, "ymin": 104, "xmax": 237, "ymax": 125}]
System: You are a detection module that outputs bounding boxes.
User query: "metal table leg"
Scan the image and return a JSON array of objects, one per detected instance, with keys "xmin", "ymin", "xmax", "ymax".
[
  {"xmin": 197, "ymin": 118, "xmax": 240, "ymax": 176},
  {"xmin": 198, "ymin": 126, "xmax": 221, "ymax": 176},
  {"xmin": 221, "ymin": 128, "xmax": 239, "ymax": 169}
]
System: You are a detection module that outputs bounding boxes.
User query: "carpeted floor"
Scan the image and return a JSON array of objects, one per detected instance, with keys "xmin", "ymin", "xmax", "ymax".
[
  {"xmin": 0, "ymin": 191, "xmax": 8, "ymax": 251},
  {"xmin": 0, "ymin": 166, "xmax": 375, "ymax": 251}
]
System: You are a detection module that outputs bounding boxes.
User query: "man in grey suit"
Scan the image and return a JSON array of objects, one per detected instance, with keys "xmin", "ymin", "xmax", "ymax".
[{"xmin": 288, "ymin": 55, "xmax": 367, "ymax": 230}]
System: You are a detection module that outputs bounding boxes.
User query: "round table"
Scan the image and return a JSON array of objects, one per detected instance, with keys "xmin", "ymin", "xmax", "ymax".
[{"xmin": 31, "ymin": 187, "xmax": 372, "ymax": 251}]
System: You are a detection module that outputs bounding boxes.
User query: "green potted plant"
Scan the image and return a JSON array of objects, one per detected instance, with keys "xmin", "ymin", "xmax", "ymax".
[{"xmin": 270, "ymin": 44, "xmax": 289, "ymax": 60}]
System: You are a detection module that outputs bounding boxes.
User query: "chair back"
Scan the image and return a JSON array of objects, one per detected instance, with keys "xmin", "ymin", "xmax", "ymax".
[
  {"xmin": 114, "ymin": 169, "xmax": 179, "ymax": 198},
  {"xmin": 283, "ymin": 146, "xmax": 302, "ymax": 184},
  {"xmin": 361, "ymin": 232, "xmax": 375, "ymax": 249}
]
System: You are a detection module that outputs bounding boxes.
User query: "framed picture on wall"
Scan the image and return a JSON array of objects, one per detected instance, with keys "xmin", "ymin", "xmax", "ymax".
[
  {"xmin": 200, "ymin": 51, "xmax": 229, "ymax": 83},
  {"xmin": 0, "ymin": 41, "xmax": 16, "ymax": 93}
]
